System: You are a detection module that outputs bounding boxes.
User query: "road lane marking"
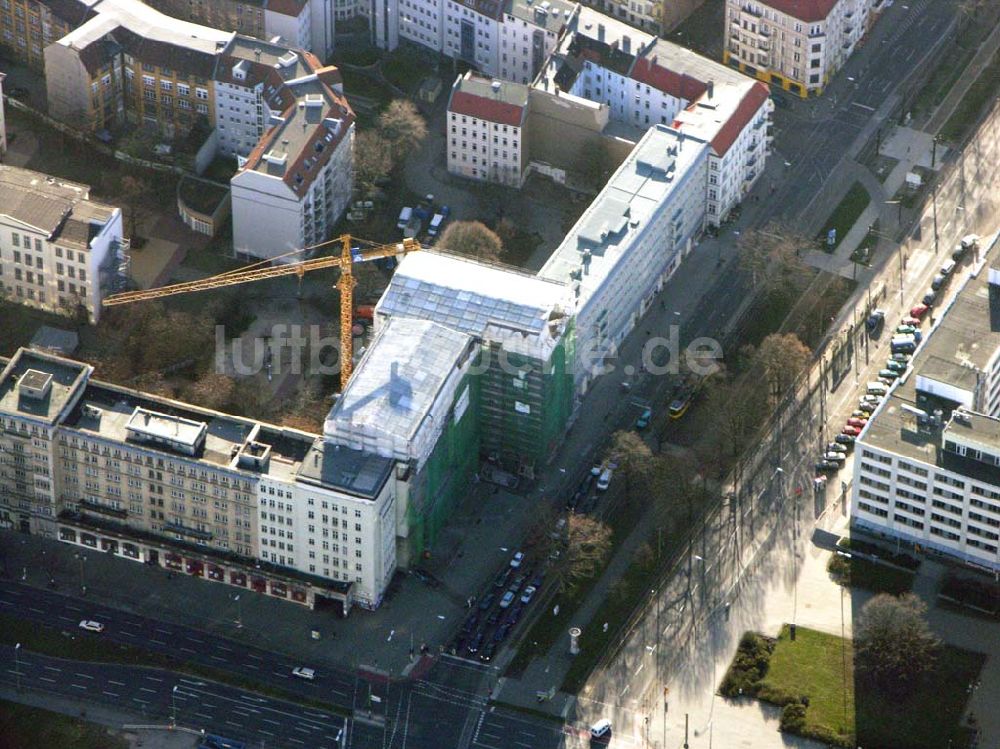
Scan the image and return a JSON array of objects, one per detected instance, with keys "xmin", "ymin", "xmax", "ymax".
[
  {"xmin": 293, "ymin": 725, "xmax": 311, "ymax": 734},
  {"xmin": 140, "ymin": 687, "xmax": 157, "ymax": 694},
  {"xmin": 244, "ymin": 663, "xmax": 258, "ymax": 669},
  {"xmin": 39, "ymin": 677, "xmax": 56, "ymax": 683},
  {"xmin": 108, "ymin": 680, "xmax": 126, "ymax": 686},
  {"xmin": 75, "ymin": 673, "xmax": 94, "ymax": 680},
  {"xmin": 271, "ymin": 671, "xmax": 288, "ymax": 678},
  {"xmin": 121, "ymin": 631, "xmax": 135, "ymax": 637},
  {"xmin": 43, "ymin": 666, "xmax": 61, "ymax": 672},
  {"xmin": 226, "ymin": 721, "xmax": 242, "ymax": 728},
  {"xmin": 133, "ymin": 698, "xmax": 149, "ymax": 705},
  {"xmin": 247, "ymin": 653, "xmax": 262, "ymax": 660},
  {"xmin": 180, "ymin": 647, "xmax": 196, "ymax": 654},
  {"xmin": 102, "ymin": 691, "xmax": 120, "ymax": 698},
  {"xmin": 259, "ymin": 730, "xmax": 274, "ymax": 737},
  {"xmin": 71, "ymin": 684, "xmax": 86, "ymax": 690},
  {"xmin": 210, "ymin": 655, "xmax": 227, "ymax": 662},
  {"xmin": 58, "ymin": 616, "xmax": 73, "ymax": 622},
  {"xmin": 145, "ymin": 676, "xmax": 163, "ymax": 682},
  {"xmin": 150, "ymin": 639, "xmax": 166, "ymax": 645},
  {"xmin": 288, "ymin": 739, "xmax": 305, "ymax": 746},
  {"xmin": 262, "ymin": 719, "xmax": 281, "ymax": 726},
  {"xmin": 217, "ymin": 644, "xmax": 232, "ymax": 652},
  {"xmin": 195, "ymin": 712, "xmax": 213, "ymax": 720},
  {"xmin": 29, "ymin": 607, "xmax": 44, "ymax": 613},
  {"xmin": 187, "ymin": 637, "xmax": 204, "ymax": 644}
]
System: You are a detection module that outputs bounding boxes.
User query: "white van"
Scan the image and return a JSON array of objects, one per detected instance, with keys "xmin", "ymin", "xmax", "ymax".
[
  {"xmin": 396, "ymin": 206, "xmax": 413, "ymax": 229},
  {"xmin": 596, "ymin": 468, "xmax": 613, "ymax": 491},
  {"xmin": 428, "ymin": 213, "xmax": 445, "ymax": 237},
  {"xmin": 867, "ymin": 382, "xmax": 888, "ymax": 396}
]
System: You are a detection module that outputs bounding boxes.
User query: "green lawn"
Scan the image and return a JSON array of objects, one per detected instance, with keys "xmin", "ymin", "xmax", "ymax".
[
  {"xmin": 817, "ymin": 182, "xmax": 871, "ymax": 252},
  {"xmin": 940, "ymin": 47, "xmax": 1000, "ymax": 143},
  {"xmin": 760, "ymin": 626, "xmax": 855, "ymax": 745},
  {"xmin": 827, "ymin": 553, "xmax": 914, "ymax": 595},
  {"xmin": 754, "ymin": 625, "xmax": 984, "ymax": 749},
  {"xmin": 0, "ymin": 700, "xmax": 128, "ymax": 749}
]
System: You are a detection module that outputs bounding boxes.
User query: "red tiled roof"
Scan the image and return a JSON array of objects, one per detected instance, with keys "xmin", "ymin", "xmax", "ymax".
[
  {"xmin": 449, "ymin": 90, "xmax": 525, "ymax": 127},
  {"xmin": 265, "ymin": 0, "xmax": 308, "ymax": 17},
  {"xmin": 630, "ymin": 57, "xmax": 707, "ymax": 102},
  {"xmin": 709, "ymin": 81, "xmax": 770, "ymax": 156},
  {"xmin": 761, "ymin": 0, "xmax": 838, "ymax": 22}
]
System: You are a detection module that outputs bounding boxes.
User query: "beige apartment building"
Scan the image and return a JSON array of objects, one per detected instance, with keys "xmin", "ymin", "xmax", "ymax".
[{"xmin": 724, "ymin": 0, "xmax": 881, "ymax": 97}]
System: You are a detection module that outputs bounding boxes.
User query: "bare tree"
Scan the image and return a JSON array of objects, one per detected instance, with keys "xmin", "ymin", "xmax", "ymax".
[
  {"xmin": 607, "ymin": 430, "xmax": 654, "ymax": 500},
  {"xmin": 755, "ymin": 332, "xmax": 812, "ymax": 402},
  {"xmin": 353, "ymin": 131, "xmax": 393, "ymax": 197},
  {"xmin": 707, "ymin": 374, "xmax": 769, "ymax": 457},
  {"xmin": 184, "ymin": 370, "xmax": 236, "ymax": 412},
  {"xmin": 119, "ymin": 175, "xmax": 153, "ymax": 240},
  {"xmin": 437, "ymin": 221, "xmax": 503, "ymax": 263},
  {"xmin": 855, "ymin": 593, "xmax": 940, "ymax": 697},
  {"xmin": 377, "ymin": 100, "xmax": 428, "ymax": 161},
  {"xmin": 559, "ymin": 514, "xmax": 612, "ymax": 592},
  {"xmin": 737, "ymin": 222, "xmax": 810, "ymax": 292}
]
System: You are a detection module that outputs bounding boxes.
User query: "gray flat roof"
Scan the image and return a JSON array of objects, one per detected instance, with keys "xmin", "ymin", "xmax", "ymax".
[
  {"xmin": 0, "ymin": 349, "xmax": 90, "ymax": 425},
  {"xmin": 295, "ymin": 441, "xmax": 394, "ymax": 499},
  {"xmin": 861, "ymin": 233, "xmax": 1000, "ymax": 474}
]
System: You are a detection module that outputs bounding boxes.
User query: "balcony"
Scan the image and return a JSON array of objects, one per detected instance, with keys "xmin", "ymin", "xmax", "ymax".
[
  {"xmin": 758, "ymin": 40, "xmax": 770, "ymax": 51},
  {"xmin": 746, "ymin": 155, "xmax": 757, "ymax": 168},
  {"xmin": 79, "ymin": 498, "xmax": 128, "ymax": 519},
  {"xmin": 164, "ymin": 521, "xmax": 213, "ymax": 541}
]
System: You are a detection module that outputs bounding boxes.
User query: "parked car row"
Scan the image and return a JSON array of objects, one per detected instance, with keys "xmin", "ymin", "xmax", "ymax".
[
  {"xmin": 453, "ymin": 552, "xmax": 543, "ymax": 662},
  {"xmin": 565, "ymin": 464, "xmax": 613, "ymax": 514},
  {"xmin": 396, "ymin": 195, "xmax": 451, "ymax": 240}
]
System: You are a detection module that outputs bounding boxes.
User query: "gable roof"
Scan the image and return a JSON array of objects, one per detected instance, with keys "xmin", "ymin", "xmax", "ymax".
[
  {"xmin": 449, "ymin": 90, "xmax": 525, "ymax": 126},
  {"xmin": 709, "ymin": 81, "xmax": 769, "ymax": 156},
  {"xmin": 630, "ymin": 56, "xmax": 707, "ymax": 101}
]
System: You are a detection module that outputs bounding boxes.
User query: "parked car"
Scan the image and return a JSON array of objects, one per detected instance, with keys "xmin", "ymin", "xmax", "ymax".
[
  {"xmin": 842, "ymin": 425, "xmax": 861, "ymax": 436},
  {"xmin": 478, "ymin": 594, "xmax": 495, "ymax": 611},
  {"xmin": 596, "ymin": 468, "xmax": 613, "ymax": 491},
  {"xmin": 886, "ymin": 360, "xmax": 907, "ymax": 373},
  {"xmin": 479, "ymin": 642, "xmax": 496, "ymax": 662},
  {"xmin": 865, "ymin": 309, "xmax": 885, "ymax": 335},
  {"xmin": 835, "ymin": 434, "xmax": 856, "ymax": 446},
  {"xmin": 823, "ymin": 452, "xmax": 846, "ymax": 463},
  {"xmin": 461, "ymin": 614, "xmax": 479, "ymax": 633},
  {"xmin": 507, "ymin": 604, "xmax": 524, "ymax": 625},
  {"xmin": 78, "ymin": 620, "xmax": 105, "ymax": 633},
  {"xmin": 509, "ymin": 575, "xmax": 526, "ymax": 592},
  {"xmin": 860, "ymin": 394, "xmax": 881, "ymax": 406},
  {"xmin": 940, "ymin": 259, "xmax": 956, "ymax": 277},
  {"xmin": 494, "ymin": 622, "xmax": 512, "ymax": 642},
  {"xmin": 878, "ymin": 368, "xmax": 899, "ymax": 381},
  {"xmin": 815, "ymin": 460, "xmax": 840, "ymax": 473},
  {"xmin": 292, "ymin": 667, "xmax": 316, "ymax": 680},
  {"xmin": 826, "ymin": 443, "xmax": 848, "ymax": 454},
  {"xmin": 531, "ymin": 573, "xmax": 544, "ymax": 588},
  {"xmin": 396, "ymin": 206, "xmax": 413, "ymax": 229},
  {"xmin": 922, "ymin": 290, "xmax": 937, "ymax": 306},
  {"xmin": 590, "ymin": 719, "xmax": 613, "ymax": 741},
  {"xmin": 499, "ymin": 591, "xmax": 516, "ymax": 609},
  {"xmin": 847, "ymin": 417, "xmax": 868, "ymax": 428},
  {"xmin": 857, "ymin": 402, "xmax": 876, "ymax": 415},
  {"xmin": 909, "ymin": 304, "xmax": 929, "ymax": 319},
  {"xmin": 901, "ymin": 316, "xmax": 922, "ymax": 327},
  {"xmin": 510, "ymin": 551, "xmax": 525, "ymax": 568},
  {"xmin": 891, "ymin": 352, "xmax": 912, "ymax": 363},
  {"xmin": 896, "ymin": 324, "xmax": 918, "ymax": 336},
  {"xmin": 520, "ymin": 585, "xmax": 537, "ymax": 604},
  {"xmin": 636, "ymin": 407, "xmax": 652, "ymax": 430},
  {"xmin": 494, "ymin": 567, "xmax": 512, "ymax": 589},
  {"xmin": 467, "ymin": 632, "xmax": 484, "ymax": 654},
  {"xmin": 486, "ymin": 610, "xmax": 501, "ymax": 626},
  {"xmin": 931, "ymin": 274, "xmax": 946, "ymax": 291}
]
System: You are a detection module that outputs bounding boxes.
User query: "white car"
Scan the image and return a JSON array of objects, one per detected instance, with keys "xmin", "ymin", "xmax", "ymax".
[
  {"xmin": 596, "ymin": 468, "xmax": 613, "ymax": 491},
  {"xmin": 590, "ymin": 718, "xmax": 613, "ymax": 739},
  {"xmin": 292, "ymin": 666, "xmax": 316, "ymax": 680},
  {"xmin": 78, "ymin": 620, "xmax": 105, "ymax": 633},
  {"xmin": 509, "ymin": 551, "xmax": 525, "ymax": 569},
  {"xmin": 499, "ymin": 591, "xmax": 516, "ymax": 608},
  {"xmin": 520, "ymin": 585, "xmax": 537, "ymax": 604}
]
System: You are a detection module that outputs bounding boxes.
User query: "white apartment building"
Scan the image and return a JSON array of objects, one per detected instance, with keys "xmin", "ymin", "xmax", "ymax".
[
  {"xmin": 446, "ymin": 71, "xmax": 529, "ymax": 186},
  {"xmin": 0, "ymin": 346, "xmax": 409, "ymax": 613},
  {"xmin": 851, "ymin": 244, "xmax": 1000, "ymax": 574},
  {"xmin": 500, "ymin": 0, "xmax": 577, "ymax": 84},
  {"xmin": 724, "ymin": 0, "xmax": 879, "ymax": 97},
  {"xmin": 538, "ymin": 124, "xmax": 709, "ymax": 395},
  {"xmin": 229, "ymin": 54, "xmax": 354, "ymax": 261},
  {"xmin": 0, "ymin": 166, "xmax": 127, "ymax": 324},
  {"xmin": 540, "ymin": 9, "xmax": 773, "ymax": 222}
]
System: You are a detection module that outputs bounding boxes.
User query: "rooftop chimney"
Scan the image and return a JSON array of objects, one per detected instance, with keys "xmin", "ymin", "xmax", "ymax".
[
  {"xmin": 597, "ymin": 23, "xmax": 605, "ymax": 42},
  {"xmin": 707, "ymin": 79, "xmax": 714, "ymax": 99},
  {"xmin": 622, "ymin": 35, "xmax": 630, "ymax": 54}
]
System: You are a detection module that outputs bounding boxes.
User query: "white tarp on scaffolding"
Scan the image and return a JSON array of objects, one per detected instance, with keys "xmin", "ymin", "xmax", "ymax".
[
  {"xmin": 323, "ymin": 317, "xmax": 474, "ymax": 467},
  {"xmin": 375, "ymin": 251, "xmax": 569, "ymax": 360}
]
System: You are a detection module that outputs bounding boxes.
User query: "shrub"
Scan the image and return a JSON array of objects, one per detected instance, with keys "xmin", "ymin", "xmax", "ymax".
[
  {"xmin": 780, "ymin": 701, "xmax": 807, "ymax": 732},
  {"xmin": 719, "ymin": 633, "xmax": 775, "ymax": 698},
  {"xmin": 756, "ymin": 683, "xmax": 798, "ymax": 706}
]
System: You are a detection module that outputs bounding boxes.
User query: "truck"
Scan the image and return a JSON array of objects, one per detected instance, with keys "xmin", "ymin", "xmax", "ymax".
[{"xmin": 396, "ymin": 206, "xmax": 413, "ymax": 230}]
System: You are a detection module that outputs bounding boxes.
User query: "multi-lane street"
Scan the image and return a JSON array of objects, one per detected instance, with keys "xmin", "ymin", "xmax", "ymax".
[{"xmin": 570, "ymin": 27, "xmax": 1000, "ymax": 749}]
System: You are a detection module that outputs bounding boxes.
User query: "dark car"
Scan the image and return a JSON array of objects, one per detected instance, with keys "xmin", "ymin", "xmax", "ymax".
[
  {"xmin": 565, "ymin": 488, "xmax": 584, "ymax": 510},
  {"xmin": 493, "ymin": 567, "xmax": 512, "ymax": 589},
  {"xmin": 922, "ymin": 290, "xmax": 937, "ymax": 306},
  {"xmin": 815, "ymin": 460, "xmax": 840, "ymax": 473},
  {"xmin": 486, "ymin": 610, "xmax": 500, "ymax": 626},
  {"xmin": 493, "ymin": 622, "xmax": 511, "ymax": 642},
  {"xmin": 507, "ymin": 603, "xmax": 524, "ymax": 625},
  {"xmin": 411, "ymin": 567, "xmax": 440, "ymax": 588},
  {"xmin": 931, "ymin": 274, "xmax": 945, "ymax": 291},
  {"xmin": 467, "ymin": 632, "xmax": 484, "ymax": 654},
  {"xmin": 461, "ymin": 614, "xmax": 478, "ymax": 633},
  {"xmin": 479, "ymin": 642, "xmax": 496, "ymax": 662},
  {"xmin": 834, "ymin": 434, "xmax": 855, "ymax": 446},
  {"xmin": 478, "ymin": 594, "xmax": 495, "ymax": 611},
  {"xmin": 531, "ymin": 573, "xmax": 544, "ymax": 588}
]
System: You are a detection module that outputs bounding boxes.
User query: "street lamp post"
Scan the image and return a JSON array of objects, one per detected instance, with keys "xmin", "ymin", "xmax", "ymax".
[
  {"xmin": 234, "ymin": 594, "xmax": 242, "ymax": 628},
  {"xmin": 75, "ymin": 553, "xmax": 87, "ymax": 594},
  {"xmin": 14, "ymin": 643, "xmax": 21, "ymax": 691},
  {"xmin": 171, "ymin": 685, "xmax": 178, "ymax": 726}
]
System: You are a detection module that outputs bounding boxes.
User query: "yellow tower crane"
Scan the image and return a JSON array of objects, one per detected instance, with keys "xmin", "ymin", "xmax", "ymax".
[{"xmin": 103, "ymin": 235, "xmax": 421, "ymax": 390}]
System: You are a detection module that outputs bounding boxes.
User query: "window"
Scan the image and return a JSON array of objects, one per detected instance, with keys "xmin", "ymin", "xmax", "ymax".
[{"xmin": 11, "ymin": 233, "xmax": 18, "ymax": 247}]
